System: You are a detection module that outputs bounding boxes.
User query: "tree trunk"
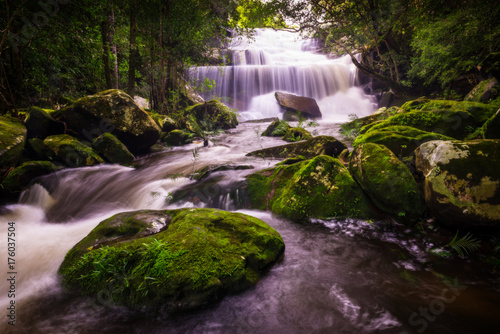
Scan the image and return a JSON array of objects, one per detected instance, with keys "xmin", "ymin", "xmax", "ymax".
[
  {"xmin": 127, "ymin": 0, "xmax": 137, "ymax": 96},
  {"xmin": 108, "ymin": 9, "xmax": 119, "ymax": 89},
  {"xmin": 101, "ymin": 18, "xmax": 112, "ymax": 89}
]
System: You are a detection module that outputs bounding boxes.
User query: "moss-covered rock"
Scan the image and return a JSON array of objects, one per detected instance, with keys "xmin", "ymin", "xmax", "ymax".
[
  {"xmin": 1, "ymin": 161, "xmax": 60, "ymax": 193},
  {"xmin": 467, "ymin": 109, "xmax": 500, "ymax": 140},
  {"xmin": 54, "ymin": 89, "xmax": 161, "ymax": 153},
  {"xmin": 162, "ymin": 130, "xmax": 194, "ymax": 146},
  {"xmin": 187, "ymin": 100, "xmax": 238, "ymax": 131},
  {"xmin": 465, "ymin": 78, "xmax": 500, "ymax": 105},
  {"xmin": 349, "ymin": 143, "xmax": 425, "ymax": 224},
  {"xmin": 246, "ymin": 136, "xmax": 347, "ymax": 159},
  {"xmin": 341, "ymin": 106, "xmax": 403, "ymax": 134},
  {"xmin": 150, "ymin": 113, "xmax": 178, "ymax": 133},
  {"xmin": 361, "ymin": 110, "xmax": 477, "ymax": 139},
  {"xmin": 353, "ymin": 125, "xmax": 453, "ymax": 158},
  {"xmin": 0, "ymin": 116, "xmax": 27, "ymax": 170},
  {"xmin": 43, "ymin": 134, "xmax": 104, "ymax": 167},
  {"xmin": 282, "ymin": 127, "xmax": 313, "ymax": 142},
  {"xmin": 93, "ymin": 133, "xmax": 135, "ymax": 164},
  {"xmin": 400, "ymin": 99, "xmax": 497, "ymax": 125},
  {"xmin": 246, "ymin": 155, "xmax": 378, "ymax": 221},
  {"xmin": 25, "ymin": 106, "xmax": 65, "ymax": 139},
  {"xmin": 261, "ymin": 119, "xmax": 290, "ymax": 137},
  {"xmin": 59, "ymin": 208, "xmax": 284, "ymax": 311},
  {"xmin": 192, "ymin": 164, "xmax": 254, "ymax": 181},
  {"xmin": 415, "ymin": 140, "xmax": 500, "ymax": 228}
]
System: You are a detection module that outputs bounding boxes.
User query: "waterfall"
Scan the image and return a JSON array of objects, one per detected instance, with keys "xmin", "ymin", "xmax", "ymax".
[{"xmin": 189, "ymin": 29, "xmax": 376, "ymax": 121}]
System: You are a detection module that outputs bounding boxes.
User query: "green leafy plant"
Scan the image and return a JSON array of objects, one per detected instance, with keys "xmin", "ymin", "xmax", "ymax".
[{"xmin": 431, "ymin": 231, "xmax": 481, "ymax": 257}]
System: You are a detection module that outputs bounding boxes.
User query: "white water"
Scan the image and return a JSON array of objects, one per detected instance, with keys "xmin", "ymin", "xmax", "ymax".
[{"xmin": 189, "ymin": 29, "xmax": 376, "ymax": 121}]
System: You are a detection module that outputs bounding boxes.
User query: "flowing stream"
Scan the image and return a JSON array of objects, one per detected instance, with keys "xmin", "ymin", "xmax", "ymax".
[{"xmin": 1, "ymin": 30, "xmax": 500, "ymax": 334}]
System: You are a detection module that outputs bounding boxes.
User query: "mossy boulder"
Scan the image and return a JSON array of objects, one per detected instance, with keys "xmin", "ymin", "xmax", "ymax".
[
  {"xmin": 261, "ymin": 119, "xmax": 290, "ymax": 137},
  {"xmin": 1, "ymin": 161, "xmax": 60, "ymax": 193},
  {"xmin": 341, "ymin": 106, "xmax": 403, "ymax": 133},
  {"xmin": 349, "ymin": 143, "xmax": 425, "ymax": 224},
  {"xmin": 246, "ymin": 136, "xmax": 347, "ymax": 159},
  {"xmin": 25, "ymin": 106, "xmax": 65, "ymax": 139},
  {"xmin": 58, "ymin": 208, "xmax": 284, "ymax": 311},
  {"xmin": 93, "ymin": 133, "xmax": 135, "ymax": 164},
  {"xmin": 162, "ymin": 130, "xmax": 194, "ymax": 146},
  {"xmin": 0, "ymin": 116, "xmax": 27, "ymax": 170},
  {"xmin": 400, "ymin": 99, "xmax": 497, "ymax": 125},
  {"xmin": 353, "ymin": 125, "xmax": 453, "ymax": 158},
  {"xmin": 282, "ymin": 127, "xmax": 313, "ymax": 142},
  {"xmin": 43, "ymin": 134, "xmax": 104, "ymax": 167},
  {"xmin": 467, "ymin": 109, "xmax": 500, "ymax": 140},
  {"xmin": 150, "ymin": 113, "xmax": 178, "ymax": 133},
  {"xmin": 415, "ymin": 140, "xmax": 500, "ymax": 228},
  {"xmin": 465, "ymin": 78, "xmax": 500, "ymax": 105},
  {"xmin": 192, "ymin": 164, "xmax": 254, "ymax": 181},
  {"xmin": 54, "ymin": 89, "xmax": 161, "ymax": 153},
  {"xmin": 361, "ymin": 109, "xmax": 477, "ymax": 140},
  {"xmin": 187, "ymin": 100, "xmax": 238, "ymax": 131},
  {"xmin": 246, "ymin": 155, "xmax": 378, "ymax": 221}
]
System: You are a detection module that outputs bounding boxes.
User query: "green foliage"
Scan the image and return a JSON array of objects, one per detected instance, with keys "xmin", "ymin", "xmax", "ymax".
[{"xmin": 431, "ymin": 231, "xmax": 481, "ymax": 257}]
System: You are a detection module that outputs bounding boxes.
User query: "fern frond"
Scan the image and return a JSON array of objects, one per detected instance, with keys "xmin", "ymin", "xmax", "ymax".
[{"xmin": 446, "ymin": 231, "xmax": 481, "ymax": 257}]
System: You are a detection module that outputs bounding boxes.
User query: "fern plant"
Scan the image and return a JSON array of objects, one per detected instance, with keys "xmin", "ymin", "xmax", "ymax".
[{"xmin": 431, "ymin": 231, "xmax": 481, "ymax": 257}]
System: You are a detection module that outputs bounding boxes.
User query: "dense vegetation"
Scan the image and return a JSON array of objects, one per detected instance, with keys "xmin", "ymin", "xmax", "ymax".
[{"xmin": 1, "ymin": 0, "xmax": 498, "ymax": 115}]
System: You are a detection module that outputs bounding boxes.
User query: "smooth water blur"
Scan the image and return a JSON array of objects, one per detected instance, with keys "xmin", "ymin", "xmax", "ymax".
[{"xmin": 189, "ymin": 29, "xmax": 376, "ymax": 122}]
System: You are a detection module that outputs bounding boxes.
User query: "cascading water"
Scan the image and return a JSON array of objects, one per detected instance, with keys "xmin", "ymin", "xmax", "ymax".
[{"xmin": 189, "ymin": 29, "xmax": 376, "ymax": 121}]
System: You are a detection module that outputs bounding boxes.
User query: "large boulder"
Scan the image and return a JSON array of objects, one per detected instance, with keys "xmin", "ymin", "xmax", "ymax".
[
  {"xmin": 54, "ymin": 89, "xmax": 161, "ymax": 153},
  {"xmin": 150, "ymin": 113, "xmax": 178, "ymax": 133},
  {"xmin": 161, "ymin": 130, "xmax": 194, "ymax": 146},
  {"xmin": 465, "ymin": 78, "xmax": 500, "ymax": 104},
  {"xmin": 43, "ymin": 134, "xmax": 104, "ymax": 167},
  {"xmin": 353, "ymin": 125, "xmax": 453, "ymax": 158},
  {"xmin": 1, "ymin": 161, "xmax": 60, "ymax": 193},
  {"xmin": 246, "ymin": 136, "xmax": 346, "ymax": 159},
  {"xmin": 275, "ymin": 91, "xmax": 322, "ymax": 119},
  {"xmin": 59, "ymin": 208, "xmax": 284, "ymax": 311},
  {"xmin": 0, "ymin": 116, "xmax": 27, "ymax": 170},
  {"xmin": 187, "ymin": 100, "xmax": 238, "ymax": 131},
  {"xmin": 246, "ymin": 155, "xmax": 378, "ymax": 221},
  {"xmin": 349, "ymin": 143, "xmax": 425, "ymax": 224},
  {"xmin": 93, "ymin": 133, "xmax": 135, "ymax": 164},
  {"xmin": 415, "ymin": 140, "xmax": 500, "ymax": 228},
  {"xmin": 261, "ymin": 119, "xmax": 290, "ymax": 137},
  {"xmin": 24, "ymin": 107, "xmax": 65, "ymax": 139},
  {"xmin": 360, "ymin": 109, "xmax": 477, "ymax": 140}
]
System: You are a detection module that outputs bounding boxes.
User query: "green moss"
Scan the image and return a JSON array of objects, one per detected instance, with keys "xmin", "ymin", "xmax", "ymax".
[
  {"xmin": 400, "ymin": 99, "xmax": 497, "ymax": 124},
  {"xmin": 247, "ymin": 156, "xmax": 378, "ymax": 221},
  {"xmin": 59, "ymin": 208, "xmax": 284, "ymax": 311},
  {"xmin": 465, "ymin": 78, "xmax": 500, "ymax": 103},
  {"xmin": 149, "ymin": 113, "xmax": 178, "ymax": 132},
  {"xmin": 44, "ymin": 134, "xmax": 104, "ymax": 167},
  {"xmin": 0, "ymin": 116, "xmax": 27, "ymax": 169},
  {"xmin": 349, "ymin": 143, "xmax": 425, "ymax": 224},
  {"xmin": 1, "ymin": 161, "xmax": 60, "ymax": 192},
  {"xmin": 261, "ymin": 119, "xmax": 290, "ymax": 137},
  {"xmin": 162, "ymin": 130, "xmax": 194, "ymax": 146},
  {"xmin": 282, "ymin": 127, "xmax": 313, "ymax": 142},
  {"xmin": 93, "ymin": 133, "xmax": 135, "ymax": 164},
  {"xmin": 186, "ymin": 100, "xmax": 238, "ymax": 131},
  {"xmin": 466, "ymin": 110, "xmax": 500, "ymax": 140},
  {"xmin": 353, "ymin": 125, "xmax": 453, "ymax": 158}
]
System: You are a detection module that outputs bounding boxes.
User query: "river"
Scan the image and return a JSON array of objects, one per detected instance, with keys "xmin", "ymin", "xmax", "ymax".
[{"xmin": 1, "ymin": 29, "xmax": 500, "ymax": 334}]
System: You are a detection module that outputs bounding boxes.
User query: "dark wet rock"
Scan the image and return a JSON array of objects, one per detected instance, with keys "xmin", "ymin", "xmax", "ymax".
[
  {"xmin": 59, "ymin": 208, "xmax": 284, "ymax": 311},
  {"xmin": 246, "ymin": 136, "xmax": 346, "ymax": 159},
  {"xmin": 192, "ymin": 164, "xmax": 254, "ymax": 181},
  {"xmin": 25, "ymin": 107, "xmax": 65, "ymax": 139},
  {"xmin": 1, "ymin": 161, "xmax": 61, "ymax": 193},
  {"xmin": 349, "ymin": 143, "xmax": 425, "ymax": 224},
  {"xmin": 465, "ymin": 78, "xmax": 500, "ymax": 104},
  {"xmin": 93, "ymin": 133, "xmax": 135, "ymax": 164},
  {"xmin": 275, "ymin": 91, "xmax": 322, "ymax": 119},
  {"xmin": 415, "ymin": 140, "xmax": 500, "ymax": 228}
]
